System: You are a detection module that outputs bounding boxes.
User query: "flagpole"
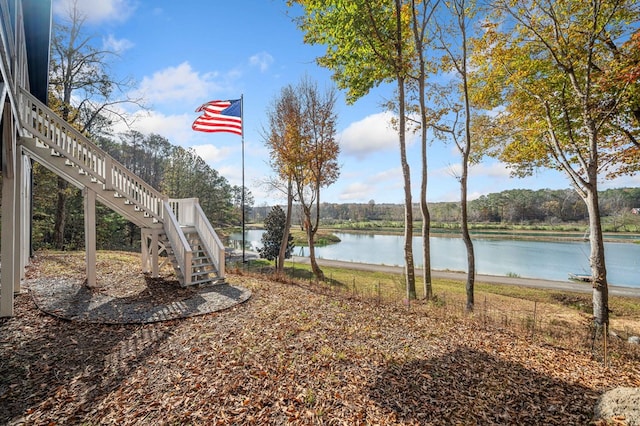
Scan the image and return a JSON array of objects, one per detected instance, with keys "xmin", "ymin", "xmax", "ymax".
[{"xmin": 241, "ymin": 94, "xmax": 246, "ymax": 263}]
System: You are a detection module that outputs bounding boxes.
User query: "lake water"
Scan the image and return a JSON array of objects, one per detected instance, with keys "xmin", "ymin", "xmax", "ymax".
[{"xmin": 231, "ymin": 230, "xmax": 640, "ymax": 288}]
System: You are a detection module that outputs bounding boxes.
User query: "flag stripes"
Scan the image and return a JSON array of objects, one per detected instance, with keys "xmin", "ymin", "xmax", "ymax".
[{"xmin": 192, "ymin": 99, "xmax": 242, "ymax": 135}]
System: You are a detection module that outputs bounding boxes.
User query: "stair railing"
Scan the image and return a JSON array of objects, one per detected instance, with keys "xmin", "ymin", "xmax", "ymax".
[
  {"xmin": 18, "ymin": 87, "xmax": 165, "ymax": 221},
  {"xmin": 193, "ymin": 201, "xmax": 225, "ymax": 280},
  {"xmin": 162, "ymin": 201, "xmax": 192, "ymax": 286},
  {"xmin": 169, "ymin": 198, "xmax": 225, "ymax": 280}
]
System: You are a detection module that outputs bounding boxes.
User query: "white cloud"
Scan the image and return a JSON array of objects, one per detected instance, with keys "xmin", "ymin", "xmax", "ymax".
[
  {"xmin": 433, "ymin": 163, "xmax": 461, "ymax": 179},
  {"xmin": 339, "ymin": 112, "xmax": 400, "ymax": 158},
  {"xmin": 339, "ymin": 182, "xmax": 376, "ymax": 201},
  {"xmin": 249, "ymin": 52, "xmax": 274, "ymax": 72},
  {"xmin": 602, "ymin": 174, "xmax": 640, "ymax": 189},
  {"xmin": 433, "ymin": 161, "xmax": 512, "ymax": 180},
  {"xmin": 470, "ymin": 162, "xmax": 512, "ymax": 179},
  {"xmin": 192, "ymin": 144, "xmax": 235, "ymax": 164},
  {"xmin": 337, "ymin": 167, "xmax": 403, "ymax": 202},
  {"xmin": 467, "ymin": 191, "xmax": 484, "ymax": 201},
  {"xmin": 112, "ymin": 110, "xmax": 194, "ymax": 145},
  {"xmin": 134, "ymin": 62, "xmax": 222, "ymax": 106},
  {"xmin": 102, "ymin": 34, "xmax": 133, "ymax": 54},
  {"xmin": 218, "ymin": 165, "xmax": 242, "ymax": 187},
  {"xmin": 53, "ymin": 0, "xmax": 136, "ymax": 24},
  {"xmin": 370, "ymin": 167, "xmax": 402, "ymax": 184}
]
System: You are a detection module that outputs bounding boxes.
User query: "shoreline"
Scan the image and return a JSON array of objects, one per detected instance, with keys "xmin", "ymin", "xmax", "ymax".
[
  {"xmin": 284, "ymin": 255, "xmax": 640, "ymax": 298},
  {"xmin": 321, "ymin": 228, "xmax": 640, "ymax": 244}
]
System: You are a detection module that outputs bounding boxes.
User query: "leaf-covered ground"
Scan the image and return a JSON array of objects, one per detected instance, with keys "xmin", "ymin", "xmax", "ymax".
[{"xmin": 1, "ymin": 252, "xmax": 639, "ymax": 425}]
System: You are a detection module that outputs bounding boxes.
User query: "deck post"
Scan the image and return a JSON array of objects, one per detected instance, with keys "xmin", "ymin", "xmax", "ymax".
[
  {"xmin": 84, "ymin": 187, "xmax": 97, "ymax": 288},
  {"xmin": 1, "ymin": 101, "xmax": 17, "ymax": 317},
  {"xmin": 19, "ymin": 154, "xmax": 32, "ymax": 279},
  {"xmin": 141, "ymin": 229, "xmax": 160, "ymax": 277},
  {"xmin": 151, "ymin": 229, "xmax": 159, "ymax": 278},
  {"xmin": 141, "ymin": 229, "xmax": 150, "ymax": 273},
  {"xmin": 13, "ymin": 147, "xmax": 24, "ymax": 289}
]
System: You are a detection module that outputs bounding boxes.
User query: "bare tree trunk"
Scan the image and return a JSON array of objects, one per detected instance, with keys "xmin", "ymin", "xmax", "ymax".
[
  {"xmin": 277, "ymin": 178, "xmax": 293, "ymax": 276},
  {"xmin": 305, "ymin": 212, "xmax": 324, "ymax": 281},
  {"xmin": 419, "ymin": 94, "xmax": 432, "ymax": 300},
  {"xmin": 460, "ymin": 162, "xmax": 475, "ymax": 312},
  {"xmin": 409, "ymin": 0, "xmax": 437, "ymax": 302},
  {"xmin": 417, "ymin": 39, "xmax": 432, "ymax": 300},
  {"xmin": 421, "ymin": 173, "xmax": 432, "ymax": 300},
  {"xmin": 400, "ymin": 95, "xmax": 416, "ymax": 299},
  {"xmin": 585, "ymin": 184, "xmax": 609, "ymax": 327},
  {"xmin": 53, "ymin": 177, "xmax": 68, "ymax": 249}
]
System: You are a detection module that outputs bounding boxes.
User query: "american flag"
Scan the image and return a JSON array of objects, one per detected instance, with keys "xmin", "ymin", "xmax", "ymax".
[{"xmin": 192, "ymin": 99, "xmax": 242, "ymax": 135}]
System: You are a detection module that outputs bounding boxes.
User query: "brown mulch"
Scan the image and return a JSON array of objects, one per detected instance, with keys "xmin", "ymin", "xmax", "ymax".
[
  {"xmin": 1, "ymin": 252, "xmax": 639, "ymax": 425},
  {"xmin": 23, "ymin": 251, "xmax": 251, "ymax": 324},
  {"xmin": 28, "ymin": 276, "xmax": 251, "ymax": 324}
]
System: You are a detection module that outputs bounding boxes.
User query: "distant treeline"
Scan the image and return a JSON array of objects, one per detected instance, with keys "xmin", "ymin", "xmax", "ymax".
[{"xmin": 250, "ymin": 188, "xmax": 640, "ymax": 229}]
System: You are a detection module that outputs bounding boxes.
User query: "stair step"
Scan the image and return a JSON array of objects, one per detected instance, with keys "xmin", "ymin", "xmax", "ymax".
[
  {"xmin": 192, "ymin": 267, "xmax": 210, "ymax": 274},
  {"xmin": 191, "ymin": 269, "xmax": 212, "ymax": 277},
  {"xmin": 193, "ymin": 262, "xmax": 215, "ymax": 270},
  {"xmin": 186, "ymin": 278, "xmax": 214, "ymax": 286}
]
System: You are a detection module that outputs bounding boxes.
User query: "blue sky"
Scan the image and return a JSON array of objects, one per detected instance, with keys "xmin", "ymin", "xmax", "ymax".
[{"xmin": 52, "ymin": 0, "xmax": 640, "ymax": 207}]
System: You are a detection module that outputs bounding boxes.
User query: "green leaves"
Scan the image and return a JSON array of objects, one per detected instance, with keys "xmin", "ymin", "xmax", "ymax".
[
  {"xmin": 292, "ymin": 0, "xmax": 411, "ymax": 104},
  {"xmin": 259, "ymin": 206, "xmax": 295, "ymax": 263},
  {"xmin": 473, "ymin": 0, "xmax": 640, "ymax": 181}
]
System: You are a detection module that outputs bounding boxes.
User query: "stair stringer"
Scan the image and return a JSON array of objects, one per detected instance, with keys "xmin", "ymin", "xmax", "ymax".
[{"xmin": 19, "ymin": 136, "xmax": 159, "ymax": 229}]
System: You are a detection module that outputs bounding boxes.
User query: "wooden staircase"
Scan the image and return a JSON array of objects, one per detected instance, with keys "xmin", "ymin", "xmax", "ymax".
[
  {"xmin": 16, "ymin": 87, "xmax": 225, "ymax": 286},
  {"xmin": 160, "ymin": 228, "xmax": 223, "ymax": 286}
]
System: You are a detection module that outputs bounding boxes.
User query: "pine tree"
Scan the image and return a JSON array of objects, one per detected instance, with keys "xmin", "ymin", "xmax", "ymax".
[{"xmin": 259, "ymin": 206, "xmax": 294, "ymax": 269}]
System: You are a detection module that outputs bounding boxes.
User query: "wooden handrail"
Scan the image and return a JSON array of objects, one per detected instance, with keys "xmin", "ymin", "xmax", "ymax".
[
  {"xmin": 162, "ymin": 201, "xmax": 193, "ymax": 286},
  {"xmin": 169, "ymin": 198, "xmax": 226, "ymax": 280},
  {"xmin": 18, "ymin": 87, "xmax": 166, "ymax": 221},
  {"xmin": 194, "ymin": 201, "xmax": 225, "ymax": 279}
]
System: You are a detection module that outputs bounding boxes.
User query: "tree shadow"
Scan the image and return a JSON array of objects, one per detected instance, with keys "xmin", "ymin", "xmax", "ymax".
[
  {"xmin": 0, "ymin": 296, "xmax": 175, "ymax": 424},
  {"xmin": 28, "ymin": 276, "xmax": 250, "ymax": 324},
  {"xmin": 283, "ymin": 266, "xmax": 344, "ymax": 288},
  {"xmin": 370, "ymin": 347, "xmax": 598, "ymax": 425}
]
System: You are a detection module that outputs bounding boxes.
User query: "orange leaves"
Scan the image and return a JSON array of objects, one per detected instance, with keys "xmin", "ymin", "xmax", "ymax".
[{"xmin": 2, "ymin": 253, "xmax": 640, "ymax": 424}]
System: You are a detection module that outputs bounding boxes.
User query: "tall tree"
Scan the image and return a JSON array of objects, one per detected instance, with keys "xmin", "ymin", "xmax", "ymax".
[
  {"xmin": 475, "ymin": 0, "xmax": 640, "ymax": 326},
  {"xmin": 427, "ymin": 0, "xmax": 480, "ymax": 311},
  {"xmin": 263, "ymin": 77, "xmax": 339, "ymax": 281},
  {"xmin": 408, "ymin": 0, "xmax": 440, "ymax": 300},
  {"xmin": 48, "ymin": 0, "xmax": 142, "ymax": 249},
  {"xmin": 262, "ymin": 85, "xmax": 300, "ymax": 275},
  {"xmin": 296, "ymin": 77, "xmax": 340, "ymax": 280},
  {"xmin": 291, "ymin": 0, "xmax": 418, "ymax": 298}
]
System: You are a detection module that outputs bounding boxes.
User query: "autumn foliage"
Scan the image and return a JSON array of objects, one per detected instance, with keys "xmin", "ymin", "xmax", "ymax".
[{"xmin": 1, "ymin": 252, "xmax": 639, "ymax": 424}]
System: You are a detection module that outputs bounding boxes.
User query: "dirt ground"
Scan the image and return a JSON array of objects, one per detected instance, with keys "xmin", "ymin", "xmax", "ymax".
[{"xmin": 1, "ymin": 252, "xmax": 639, "ymax": 425}]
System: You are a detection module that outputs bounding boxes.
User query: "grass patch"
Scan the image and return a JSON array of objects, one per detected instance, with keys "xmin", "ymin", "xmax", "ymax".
[
  {"xmin": 241, "ymin": 258, "xmax": 640, "ymax": 321},
  {"xmin": 289, "ymin": 230, "xmax": 341, "ymax": 246}
]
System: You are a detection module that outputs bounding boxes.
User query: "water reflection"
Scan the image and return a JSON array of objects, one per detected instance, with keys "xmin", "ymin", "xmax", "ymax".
[{"xmin": 230, "ymin": 230, "xmax": 640, "ymax": 288}]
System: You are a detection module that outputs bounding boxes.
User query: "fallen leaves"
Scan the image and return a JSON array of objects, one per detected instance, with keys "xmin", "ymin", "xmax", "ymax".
[{"xmin": 1, "ymin": 252, "xmax": 639, "ymax": 424}]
